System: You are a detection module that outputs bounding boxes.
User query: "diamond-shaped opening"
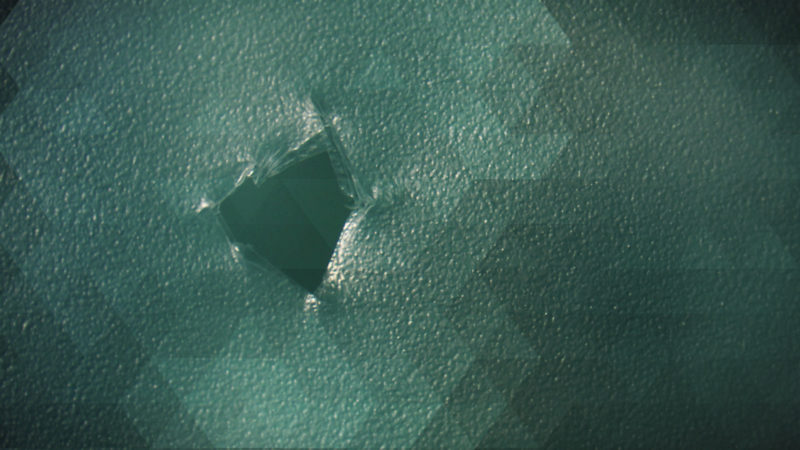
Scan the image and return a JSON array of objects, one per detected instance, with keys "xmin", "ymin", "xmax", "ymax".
[{"xmin": 219, "ymin": 133, "xmax": 352, "ymax": 293}]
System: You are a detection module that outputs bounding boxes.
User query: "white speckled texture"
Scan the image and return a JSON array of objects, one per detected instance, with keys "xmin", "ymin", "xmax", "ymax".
[{"xmin": 1, "ymin": 0, "xmax": 799, "ymax": 447}]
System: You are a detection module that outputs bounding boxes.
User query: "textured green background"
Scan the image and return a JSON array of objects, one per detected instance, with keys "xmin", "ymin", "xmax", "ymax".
[{"xmin": 1, "ymin": 0, "xmax": 798, "ymax": 447}]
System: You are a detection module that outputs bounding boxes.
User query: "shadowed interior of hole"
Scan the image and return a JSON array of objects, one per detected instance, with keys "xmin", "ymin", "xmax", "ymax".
[{"xmin": 219, "ymin": 147, "xmax": 351, "ymax": 293}]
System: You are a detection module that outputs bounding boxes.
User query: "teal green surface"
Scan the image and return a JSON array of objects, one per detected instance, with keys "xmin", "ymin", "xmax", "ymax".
[{"xmin": 0, "ymin": 0, "xmax": 799, "ymax": 448}]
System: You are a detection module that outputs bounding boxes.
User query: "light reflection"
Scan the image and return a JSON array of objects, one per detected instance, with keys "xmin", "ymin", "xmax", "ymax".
[
  {"xmin": 194, "ymin": 196, "xmax": 215, "ymax": 213},
  {"xmin": 300, "ymin": 96, "xmax": 324, "ymax": 139},
  {"xmin": 324, "ymin": 209, "xmax": 365, "ymax": 289},
  {"xmin": 235, "ymin": 163, "xmax": 256, "ymax": 186},
  {"xmin": 229, "ymin": 243, "xmax": 243, "ymax": 264},
  {"xmin": 303, "ymin": 294, "xmax": 319, "ymax": 312}
]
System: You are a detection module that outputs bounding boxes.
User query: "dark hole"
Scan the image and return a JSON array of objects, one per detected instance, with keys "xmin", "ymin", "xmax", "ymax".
[{"xmin": 219, "ymin": 134, "xmax": 351, "ymax": 293}]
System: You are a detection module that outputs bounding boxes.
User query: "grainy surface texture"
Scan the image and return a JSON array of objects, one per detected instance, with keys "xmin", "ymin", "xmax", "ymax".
[{"xmin": 1, "ymin": 0, "xmax": 798, "ymax": 448}]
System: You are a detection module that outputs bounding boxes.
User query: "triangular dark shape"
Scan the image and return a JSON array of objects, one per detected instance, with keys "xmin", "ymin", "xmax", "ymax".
[
  {"xmin": 0, "ymin": 0, "xmax": 19, "ymax": 25},
  {"xmin": 219, "ymin": 136, "xmax": 351, "ymax": 293}
]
